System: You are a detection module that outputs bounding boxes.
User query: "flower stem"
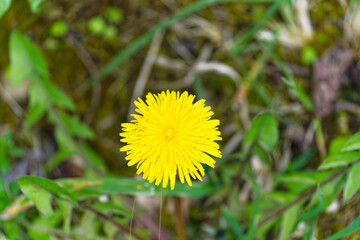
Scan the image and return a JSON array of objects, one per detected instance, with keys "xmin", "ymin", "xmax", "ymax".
[{"xmin": 174, "ymin": 197, "xmax": 187, "ymax": 240}]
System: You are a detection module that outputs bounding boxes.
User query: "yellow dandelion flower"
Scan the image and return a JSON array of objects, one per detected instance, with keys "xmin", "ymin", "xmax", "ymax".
[{"xmin": 119, "ymin": 90, "xmax": 222, "ymax": 190}]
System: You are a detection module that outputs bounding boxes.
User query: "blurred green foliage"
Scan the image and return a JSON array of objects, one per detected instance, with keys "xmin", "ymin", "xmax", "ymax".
[
  {"xmin": 105, "ymin": 7, "xmax": 123, "ymax": 24},
  {"xmin": 88, "ymin": 16, "xmax": 107, "ymax": 36},
  {"xmin": 50, "ymin": 20, "xmax": 68, "ymax": 37}
]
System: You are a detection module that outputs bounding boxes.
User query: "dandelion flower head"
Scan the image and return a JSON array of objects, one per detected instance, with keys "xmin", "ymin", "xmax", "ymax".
[{"xmin": 120, "ymin": 90, "xmax": 222, "ymax": 190}]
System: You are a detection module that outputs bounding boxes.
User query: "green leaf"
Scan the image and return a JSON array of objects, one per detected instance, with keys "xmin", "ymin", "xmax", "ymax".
[
  {"xmin": 343, "ymin": 162, "xmax": 360, "ymax": 202},
  {"xmin": 4, "ymin": 134, "xmax": 21, "ymax": 158},
  {"xmin": 24, "ymin": 103, "xmax": 47, "ymax": 128},
  {"xmin": 276, "ymin": 171, "xmax": 333, "ymax": 185},
  {"xmin": 92, "ymin": 202, "xmax": 131, "ymax": 216},
  {"xmin": 275, "ymin": 51, "xmax": 314, "ymax": 110},
  {"xmin": 243, "ymin": 178, "xmax": 260, "ymax": 240},
  {"xmin": 0, "ymin": 135, "xmax": 11, "ymax": 174},
  {"xmin": 329, "ymin": 136, "xmax": 350, "ymax": 155},
  {"xmin": 243, "ymin": 113, "xmax": 278, "ymax": 152},
  {"xmin": 28, "ymin": 79, "xmax": 50, "ymax": 108},
  {"xmin": 28, "ymin": 225, "xmax": 51, "ymax": 240},
  {"xmin": 318, "ymin": 152, "xmax": 360, "ymax": 170},
  {"xmin": 103, "ymin": 221, "xmax": 118, "ymax": 239},
  {"xmin": 9, "ymin": 31, "xmax": 48, "ymax": 85},
  {"xmin": 295, "ymin": 186, "xmax": 323, "ymax": 231},
  {"xmin": 56, "ymin": 112, "xmax": 94, "ymax": 139},
  {"xmin": 0, "ymin": 133, "xmax": 20, "ymax": 174},
  {"xmin": 18, "ymin": 179, "xmax": 53, "ymax": 216},
  {"xmin": 0, "ymin": 179, "xmax": 10, "ymax": 212},
  {"xmin": 28, "ymin": 0, "xmax": 45, "ymax": 13},
  {"xmin": 56, "ymin": 199, "xmax": 72, "ymax": 233},
  {"xmin": 80, "ymin": 144, "xmax": 106, "ymax": 172},
  {"xmin": 54, "ymin": 128, "xmax": 77, "ymax": 152},
  {"xmin": 18, "ymin": 176, "xmax": 77, "ymax": 204},
  {"xmin": 39, "ymin": 78, "xmax": 75, "ymax": 111},
  {"xmin": 80, "ymin": 211, "xmax": 96, "ymax": 239},
  {"xmin": 324, "ymin": 215, "xmax": 360, "ymax": 240},
  {"xmin": 3, "ymin": 221, "xmax": 21, "ymax": 239},
  {"xmin": 24, "ymin": 78, "xmax": 50, "ymax": 127},
  {"xmin": 9, "ymin": 32, "xmax": 34, "ymax": 85},
  {"xmin": 294, "ymin": 85, "xmax": 315, "ymax": 111},
  {"xmin": 28, "ymin": 211, "xmax": 62, "ymax": 240},
  {"xmin": 0, "ymin": 0, "xmax": 11, "ymax": 18},
  {"xmin": 276, "ymin": 171, "xmax": 333, "ymax": 193},
  {"xmin": 297, "ymin": 203, "xmax": 322, "ymax": 225},
  {"xmin": 222, "ymin": 206, "xmax": 243, "ymax": 239},
  {"xmin": 252, "ymin": 145, "xmax": 270, "ymax": 167},
  {"xmin": 265, "ymin": 191, "xmax": 297, "ymax": 204},
  {"xmin": 342, "ymin": 132, "xmax": 360, "ymax": 152},
  {"xmin": 309, "ymin": 174, "xmax": 344, "ymax": 210},
  {"xmin": 57, "ymin": 178, "xmax": 214, "ymax": 198},
  {"xmin": 8, "ymin": 180, "xmax": 20, "ymax": 197},
  {"xmin": 279, "ymin": 203, "xmax": 301, "ymax": 240}
]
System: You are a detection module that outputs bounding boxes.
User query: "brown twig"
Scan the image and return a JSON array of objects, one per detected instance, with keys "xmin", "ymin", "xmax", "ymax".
[
  {"xmin": 78, "ymin": 202, "xmax": 145, "ymax": 240},
  {"xmin": 257, "ymin": 159, "xmax": 360, "ymax": 227}
]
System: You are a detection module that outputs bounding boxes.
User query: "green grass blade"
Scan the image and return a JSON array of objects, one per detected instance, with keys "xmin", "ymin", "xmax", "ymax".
[
  {"xmin": 18, "ymin": 176, "xmax": 77, "ymax": 204},
  {"xmin": 230, "ymin": 0, "xmax": 285, "ymax": 55},
  {"xmin": 265, "ymin": 40, "xmax": 314, "ymax": 111},
  {"xmin": 0, "ymin": 0, "xmax": 11, "ymax": 18},
  {"xmin": 244, "ymin": 179, "xmax": 260, "ymax": 240},
  {"xmin": 222, "ymin": 206, "xmax": 244, "ymax": 239}
]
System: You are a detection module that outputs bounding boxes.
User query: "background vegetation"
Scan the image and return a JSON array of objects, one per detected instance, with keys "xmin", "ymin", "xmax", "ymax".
[{"xmin": 1, "ymin": 0, "xmax": 360, "ymax": 239}]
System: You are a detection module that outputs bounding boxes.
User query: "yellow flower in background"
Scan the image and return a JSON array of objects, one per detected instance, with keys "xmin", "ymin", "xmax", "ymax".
[{"xmin": 120, "ymin": 90, "xmax": 222, "ymax": 190}]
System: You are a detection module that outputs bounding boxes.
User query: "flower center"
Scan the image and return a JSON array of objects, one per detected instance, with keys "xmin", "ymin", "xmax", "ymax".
[{"xmin": 165, "ymin": 128, "xmax": 175, "ymax": 141}]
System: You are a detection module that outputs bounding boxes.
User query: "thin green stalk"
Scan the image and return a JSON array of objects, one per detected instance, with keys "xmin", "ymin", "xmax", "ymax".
[
  {"xmin": 244, "ymin": 176, "xmax": 260, "ymax": 240},
  {"xmin": 230, "ymin": 0, "xmax": 285, "ymax": 55}
]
